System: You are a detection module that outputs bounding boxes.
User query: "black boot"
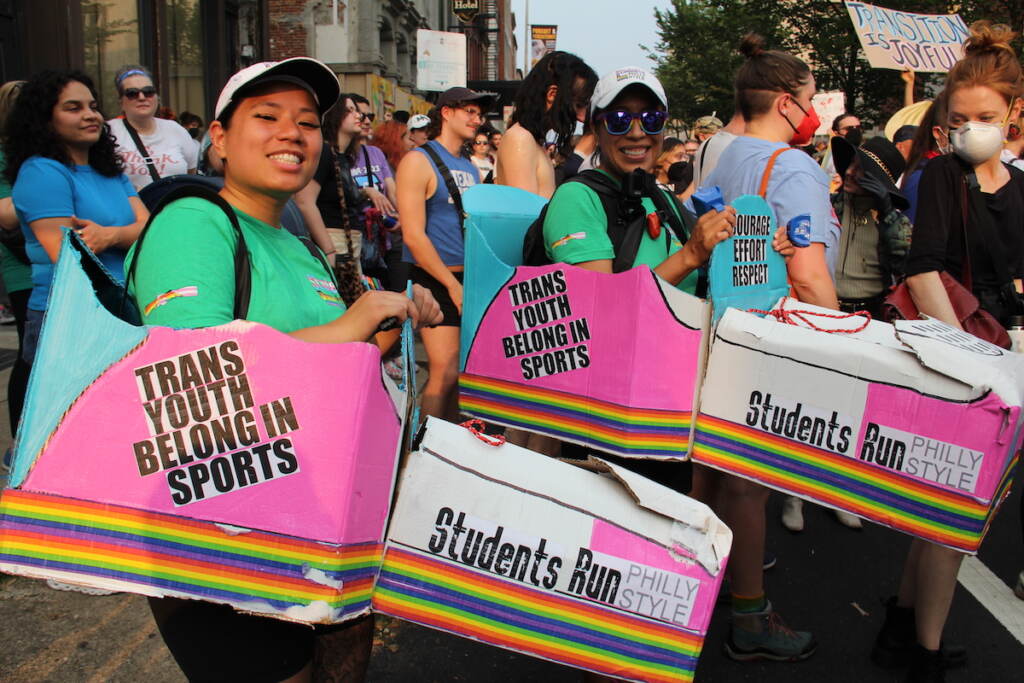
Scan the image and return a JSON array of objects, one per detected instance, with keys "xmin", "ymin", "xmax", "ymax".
[
  {"xmin": 871, "ymin": 597, "xmax": 966, "ymax": 669},
  {"xmin": 906, "ymin": 644, "xmax": 945, "ymax": 683}
]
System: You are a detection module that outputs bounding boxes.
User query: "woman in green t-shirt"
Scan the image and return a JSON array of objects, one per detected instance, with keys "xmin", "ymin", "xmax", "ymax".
[
  {"xmin": 542, "ymin": 67, "xmax": 737, "ymax": 293},
  {"xmin": 131, "ymin": 58, "xmax": 440, "ymax": 683}
]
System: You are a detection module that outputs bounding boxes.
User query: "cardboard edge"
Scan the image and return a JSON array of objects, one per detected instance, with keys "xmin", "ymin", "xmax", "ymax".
[{"xmin": 588, "ymin": 457, "xmax": 732, "ymax": 576}]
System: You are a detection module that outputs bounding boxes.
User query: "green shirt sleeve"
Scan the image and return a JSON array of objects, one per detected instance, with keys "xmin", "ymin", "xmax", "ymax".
[
  {"xmin": 0, "ymin": 149, "xmax": 12, "ymax": 199},
  {"xmin": 127, "ymin": 198, "xmax": 239, "ymax": 328},
  {"xmin": 542, "ymin": 181, "xmax": 616, "ymax": 264}
]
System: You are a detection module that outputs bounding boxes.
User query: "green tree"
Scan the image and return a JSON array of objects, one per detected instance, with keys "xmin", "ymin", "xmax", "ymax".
[
  {"xmin": 649, "ymin": 0, "xmax": 1022, "ymax": 127},
  {"xmin": 647, "ymin": 0, "xmax": 787, "ymax": 126}
]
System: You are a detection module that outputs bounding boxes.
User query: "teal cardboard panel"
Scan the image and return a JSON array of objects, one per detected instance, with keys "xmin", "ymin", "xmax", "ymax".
[
  {"xmin": 460, "ymin": 185, "xmax": 547, "ymax": 369},
  {"xmin": 708, "ymin": 194, "xmax": 790, "ymax": 323}
]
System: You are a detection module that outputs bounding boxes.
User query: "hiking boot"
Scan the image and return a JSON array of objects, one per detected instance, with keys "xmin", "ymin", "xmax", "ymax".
[
  {"xmin": 906, "ymin": 644, "xmax": 945, "ymax": 683},
  {"xmin": 871, "ymin": 597, "xmax": 966, "ymax": 669},
  {"xmin": 781, "ymin": 496, "xmax": 804, "ymax": 532},
  {"xmin": 724, "ymin": 601, "xmax": 816, "ymax": 662}
]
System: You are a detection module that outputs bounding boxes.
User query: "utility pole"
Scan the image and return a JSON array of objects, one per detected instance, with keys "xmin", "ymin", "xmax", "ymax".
[{"xmin": 523, "ymin": 0, "xmax": 529, "ymax": 76}]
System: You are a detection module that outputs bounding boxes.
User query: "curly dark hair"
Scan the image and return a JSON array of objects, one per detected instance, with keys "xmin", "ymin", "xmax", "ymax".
[
  {"xmin": 509, "ymin": 51, "xmax": 597, "ymax": 157},
  {"xmin": 3, "ymin": 70, "xmax": 122, "ymax": 185}
]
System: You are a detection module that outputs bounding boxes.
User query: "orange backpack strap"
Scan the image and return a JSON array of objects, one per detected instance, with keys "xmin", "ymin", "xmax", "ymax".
[{"xmin": 758, "ymin": 147, "xmax": 794, "ymax": 198}]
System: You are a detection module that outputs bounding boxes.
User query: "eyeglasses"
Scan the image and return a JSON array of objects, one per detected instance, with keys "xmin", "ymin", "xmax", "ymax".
[
  {"xmin": 594, "ymin": 109, "xmax": 667, "ymax": 135},
  {"xmin": 122, "ymin": 86, "xmax": 157, "ymax": 100},
  {"xmin": 359, "ymin": 112, "xmax": 376, "ymax": 123},
  {"xmin": 473, "ymin": 140, "xmax": 489, "ymax": 145},
  {"xmin": 839, "ymin": 125, "xmax": 862, "ymax": 133}
]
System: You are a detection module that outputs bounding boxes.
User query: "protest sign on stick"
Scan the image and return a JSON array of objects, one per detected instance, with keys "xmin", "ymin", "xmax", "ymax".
[
  {"xmin": 844, "ymin": 1, "xmax": 969, "ymax": 72},
  {"xmin": 812, "ymin": 92, "xmax": 846, "ymax": 135}
]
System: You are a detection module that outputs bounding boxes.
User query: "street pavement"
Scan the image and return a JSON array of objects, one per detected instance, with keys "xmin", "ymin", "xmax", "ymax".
[{"xmin": 0, "ymin": 324, "xmax": 1021, "ymax": 682}]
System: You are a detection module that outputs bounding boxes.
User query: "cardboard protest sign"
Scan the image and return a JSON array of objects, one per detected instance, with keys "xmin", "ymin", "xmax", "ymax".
[
  {"xmin": 707, "ymin": 195, "xmax": 789, "ymax": 323},
  {"xmin": 375, "ymin": 418, "xmax": 732, "ymax": 683},
  {"xmin": 812, "ymin": 92, "xmax": 845, "ymax": 136},
  {"xmin": 845, "ymin": 1, "xmax": 969, "ymax": 72},
  {"xmin": 0, "ymin": 236, "xmax": 408, "ymax": 623},
  {"xmin": 693, "ymin": 301, "xmax": 1023, "ymax": 553},
  {"xmin": 458, "ymin": 185, "xmax": 711, "ymax": 459}
]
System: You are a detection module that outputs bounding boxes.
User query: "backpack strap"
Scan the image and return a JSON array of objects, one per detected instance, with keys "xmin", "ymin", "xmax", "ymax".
[
  {"xmin": 125, "ymin": 184, "xmax": 252, "ymax": 319},
  {"xmin": 572, "ymin": 170, "xmax": 651, "ymax": 273},
  {"xmin": 122, "ymin": 118, "xmax": 161, "ymax": 183},
  {"xmin": 420, "ymin": 143, "xmax": 466, "ymax": 232},
  {"xmin": 362, "ymin": 146, "xmax": 378, "ymax": 190},
  {"xmin": 759, "ymin": 147, "xmax": 795, "ymax": 198}
]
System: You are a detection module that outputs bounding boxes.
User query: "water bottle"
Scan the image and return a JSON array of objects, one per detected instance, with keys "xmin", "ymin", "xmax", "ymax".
[{"xmin": 1008, "ymin": 315, "xmax": 1024, "ymax": 353}]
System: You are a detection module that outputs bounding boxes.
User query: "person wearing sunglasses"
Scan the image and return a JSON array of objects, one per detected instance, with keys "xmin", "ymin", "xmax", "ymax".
[
  {"xmin": 543, "ymin": 67, "xmax": 738, "ymax": 296},
  {"xmin": 107, "ymin": 64, "xmax": 198, "ymax": 190},
  {"xmin": 349, "ymin": 93, "xmax": 398, "ymax": 220},
  {"xmin": 469, "ymin": 132, "xmax": 496, "ymax": 177},
  {"xmin": 396, "ymin": 86, "xmax": 495, "ymax": 423}
]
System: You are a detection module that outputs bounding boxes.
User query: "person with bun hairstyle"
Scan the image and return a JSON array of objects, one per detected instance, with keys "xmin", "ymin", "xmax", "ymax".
[
  {"xmin": 700, "ymin": 33, "xmax": 841, "ymax": 663},
  {"xmin": 884, "ymin": 22, "xmax": 1024, "ymax": 681},
  {"xmin": 129, "ymin": 58, "xmax": 440, "ymax": 683}
]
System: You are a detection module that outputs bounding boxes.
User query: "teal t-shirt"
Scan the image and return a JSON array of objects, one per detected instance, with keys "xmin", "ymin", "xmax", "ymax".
[
  {"xmin": 127, "ymin": 197, "xmax": 344, "ymax": 331},
  {"xmin": 0, "ymin": 150, "xmax": 32, "ymax": 293},
  {"xmin": 542, "ymin": 170, "xmax": 699, "ymax": 294}
]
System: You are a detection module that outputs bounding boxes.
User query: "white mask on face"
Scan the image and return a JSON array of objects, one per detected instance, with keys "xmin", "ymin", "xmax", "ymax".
[{"xmin": 949, "ymin": 121, "xmax": 1005, "ymax": 164}]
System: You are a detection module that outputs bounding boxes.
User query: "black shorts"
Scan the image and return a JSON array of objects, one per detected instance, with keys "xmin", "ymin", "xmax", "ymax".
[
  {"xmin": 148, "ymin": 597, "xmax": 362, "ymax": 682},
  {"xmin": 411, "ymin": 265, "xmax": 462, "ymax": 327}
]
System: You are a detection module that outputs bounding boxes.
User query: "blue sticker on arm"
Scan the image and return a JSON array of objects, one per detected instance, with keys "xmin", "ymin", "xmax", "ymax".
[{"xmin": 787, "ymin": 213, "xmax": 812, "ymax": 248}]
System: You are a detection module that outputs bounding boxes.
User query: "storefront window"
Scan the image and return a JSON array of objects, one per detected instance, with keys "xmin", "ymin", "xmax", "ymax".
[
  {"xmin": 164, "ymin": 0, "xmax": 205, "ymax": 119},
  {"xmin": 81, "ymin": 0, "xmax": 140, "ymax": 116}
]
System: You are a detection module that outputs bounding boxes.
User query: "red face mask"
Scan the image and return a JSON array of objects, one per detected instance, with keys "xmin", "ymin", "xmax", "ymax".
[{"xmin": 786, "ymin": 98, "xmax": 819, "ymax": 147}]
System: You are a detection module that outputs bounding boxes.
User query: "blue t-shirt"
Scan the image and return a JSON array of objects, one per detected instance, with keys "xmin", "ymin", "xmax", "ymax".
[
  {"xmin": 704, "ymin": 136, "xmax": 840, "ymax": 273},
  {"xmin": 402, "ymin": 140, "xmax": 479, "ymax": 267},
  {"xmin": 903, "ymin": 164, "xmax": 927, "ymax": 225},
  {"xmin": 13, "ymin": 156, "xmax": 136, "ymax": 310}
]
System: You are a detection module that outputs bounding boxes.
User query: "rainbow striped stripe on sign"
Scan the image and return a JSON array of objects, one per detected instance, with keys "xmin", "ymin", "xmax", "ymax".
[
  {"xmin": 374, "ymin": 546, "xmax": 703, "ymax": 683},
  {"xmin": 0, "ymin": 490, "xmax": 380, "ymax": 619},
  {"xmin": 459, "ymin": 373, "xmax": 691, "ymax": 458},
  {"xmin": 692, "ymin": 415, "xmax": 1017, "ymax": 553}
]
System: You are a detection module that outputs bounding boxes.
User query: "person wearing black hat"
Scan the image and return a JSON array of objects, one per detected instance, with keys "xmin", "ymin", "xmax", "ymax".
[
  {"xmin": 831, "ymin": 135, "xmax": 913, "ymax": 318},
  {"xmin": 396, "ymin": 86, "xmax": 496, "ymax": 422}
]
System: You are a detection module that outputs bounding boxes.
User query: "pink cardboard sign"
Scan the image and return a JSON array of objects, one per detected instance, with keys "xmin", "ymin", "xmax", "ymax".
[
  {"xmin": 23, "ymin": 324, "xmax": 400, "ymax": 545},
  {"xmin": 461, "ymin": 264, "xmax": 709, "ymax": 459}
]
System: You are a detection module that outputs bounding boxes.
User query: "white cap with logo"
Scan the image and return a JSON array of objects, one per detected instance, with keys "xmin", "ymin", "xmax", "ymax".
[
  {"xmin": 214, "ymin": 57, "xmax": 341, "ymax": 120},
  {"xmin": 590, "ymin": 67, "xmax": 668, "ymax": 115},
  {"xmin": 407, "ymin": 114, "xmax": 431, "ymax": 130}
]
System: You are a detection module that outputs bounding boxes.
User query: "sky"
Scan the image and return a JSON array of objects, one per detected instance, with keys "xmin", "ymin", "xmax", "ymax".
[{"xmin": 508, "ymin": 0, "xmax": 675, "ymax": 78}]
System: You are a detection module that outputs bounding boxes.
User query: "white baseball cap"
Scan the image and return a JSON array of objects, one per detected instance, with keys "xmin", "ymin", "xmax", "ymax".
[
  {"xmin": 407, "ymin": 114, "xmax": 431, "ymax": 130},
  {"xmin": 590, "ymin": 66, "xmax": 668, "ymax": 115},
  {"xmin": 214, "ymin": 57, "xmax": 341, "ymax": 120}
]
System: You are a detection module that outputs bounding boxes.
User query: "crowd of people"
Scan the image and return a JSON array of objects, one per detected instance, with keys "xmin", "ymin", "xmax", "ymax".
[{"xmin": 0, "ymin": 17, "xmax": 1021, "ymax": 683}]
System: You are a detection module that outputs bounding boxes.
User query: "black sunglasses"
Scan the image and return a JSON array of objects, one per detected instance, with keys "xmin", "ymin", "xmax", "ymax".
[
  {"xmin": 122, "ymin": 86, "xmax": 157, "ymax": 100},
  {"xmin": 595, "ymin": 109, "xmax": 668, "ymax": 135},
  {"xmin": 359, "ymin": 112, "xmax": 376, "ymax": 123}
]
